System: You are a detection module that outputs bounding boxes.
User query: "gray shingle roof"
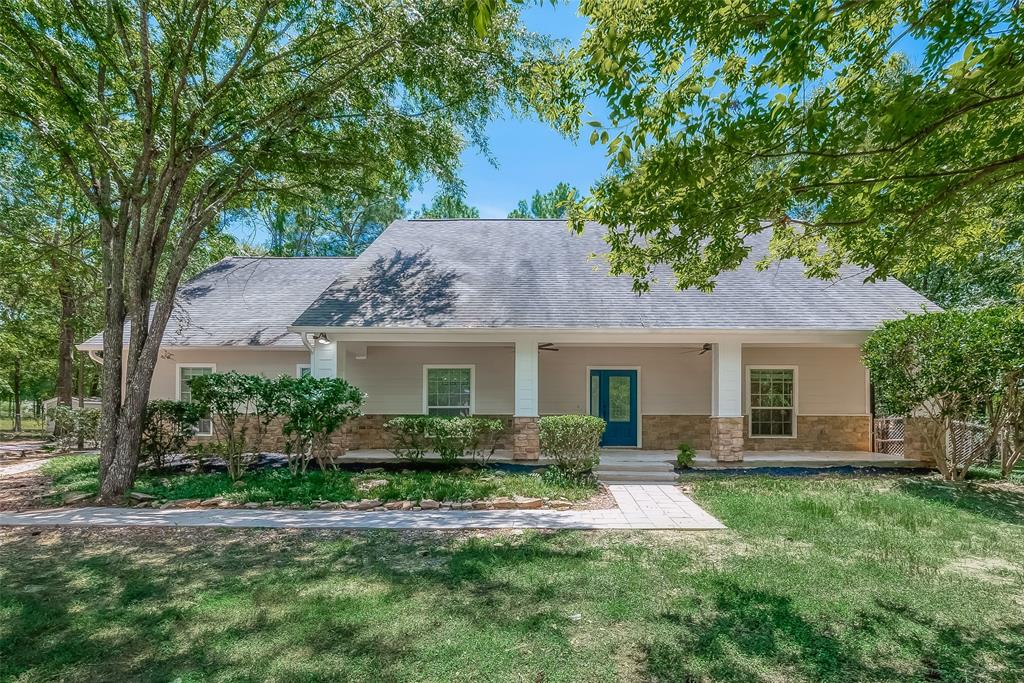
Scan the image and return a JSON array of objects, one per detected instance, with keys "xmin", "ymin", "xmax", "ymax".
[
  {"xmin": 81, "ymin": 257, "xmax": 352, "ymax": 349},
  {"xmin": 293, "ymin": 219, "xmax": 938, "ymax": 330}
]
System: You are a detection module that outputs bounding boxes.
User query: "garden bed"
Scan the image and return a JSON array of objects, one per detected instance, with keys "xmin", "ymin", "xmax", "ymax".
[{"xmin": 39, "ymin": 455, "xmax": 606, "ymax": 511}]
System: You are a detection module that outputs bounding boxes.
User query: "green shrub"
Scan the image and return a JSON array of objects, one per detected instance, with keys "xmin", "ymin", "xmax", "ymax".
[
  {"xmin": 676, "ymin": 442, "xmax": 695, "ymax": 469},
  {"xmin": 277, "ymin": 374, "xmax": 365, "ymax": 475},
  {"xmin": 385, "ymin": 416, "xmax": 505, "ymax": 463},
  {"xmin": 188, "ymin": 372, "xmax": 286, "ymax": 480},
  {"xmin": 384, "ymin": 416, "xmax": 433, "ymax": 461},
  {"xmin": 47, "ymin": 405, "xmax": 102, "ymax": 451},
  {"xmin": 538, "ymin": 415, "xmax": 605, "ymax": 476},
  {"xmin": 140, "ymin": 400, "xmax": 204, "ymax": 471}
]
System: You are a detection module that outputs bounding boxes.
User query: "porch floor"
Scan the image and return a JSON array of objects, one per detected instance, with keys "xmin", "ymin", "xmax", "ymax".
[{"xmin": 337, "ymin": 448, "xmax": 927, "ymax": 470}]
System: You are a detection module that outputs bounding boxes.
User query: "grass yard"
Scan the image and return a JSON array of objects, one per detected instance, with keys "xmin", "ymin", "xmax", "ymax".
[
  {"xmin": 40, "ymin": 454, "xmax": 598, "ymax": 505},
  {"xmin": 2, "ymin": 473, "xmax": 1023, "ymax": 682}
]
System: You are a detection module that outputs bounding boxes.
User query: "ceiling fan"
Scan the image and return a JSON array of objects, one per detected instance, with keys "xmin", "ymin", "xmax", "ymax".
[{"xmin": 539, "ymin": 342, "xmax": 559, "ymax": 352}]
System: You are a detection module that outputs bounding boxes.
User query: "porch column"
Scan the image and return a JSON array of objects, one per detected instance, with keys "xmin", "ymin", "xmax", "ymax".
[
  {"xmin": 710, "ymin": 340, "xmax": 744, "ymax": 462},
  {"xmin": 312, "ymin": 338, "xmax": 343, "ymax": 379},
  {"xmin": 512, "ymin": 338, "xmax": 540, "ymax": 460}
]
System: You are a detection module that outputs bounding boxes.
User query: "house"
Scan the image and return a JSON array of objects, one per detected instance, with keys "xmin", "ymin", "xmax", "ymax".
[{"xmin": 79, "ymin": 219, "xmax": 938, "ymax": 461}]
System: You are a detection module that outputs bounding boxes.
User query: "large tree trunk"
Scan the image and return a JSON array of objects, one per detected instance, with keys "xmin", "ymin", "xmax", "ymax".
[
  {"xmin": 77, "ymin": 354, "xmax": 86, "ymax": 450},
  {"xmin": 55, "ymin": 282, "xmax": 76, "ymax": 406},
  {"xmin": 11, "ymin": 359, "xmax": 21, "ymax": 433}
]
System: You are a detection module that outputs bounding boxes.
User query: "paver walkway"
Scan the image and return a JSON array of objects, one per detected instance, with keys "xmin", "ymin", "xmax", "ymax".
[{"xmin": 0, "ymin": 484, "xmax": 724, "ymax": 530}]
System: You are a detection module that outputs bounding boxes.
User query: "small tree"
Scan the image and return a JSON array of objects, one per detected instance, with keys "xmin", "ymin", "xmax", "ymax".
[
  {"xmin": 863, "ymin": 308, "xmax": 1024, "ymax": 480},
  {"xmin": 188, "ymin": 372, "xmax": 281, "ymax": 480},
  {"xmin": 140, "ymin": 400, "xmax": 204, "ymax": 471},
  {"xmin": 277, "ymin": 375, "xmax": 364, "ymax": 475}
]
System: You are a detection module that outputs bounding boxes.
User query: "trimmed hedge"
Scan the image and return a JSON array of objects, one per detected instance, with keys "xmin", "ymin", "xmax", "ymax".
[
  {"xmin": 384, "ymin": 416, "xmax": 504, "ymax": 463},
  {"xmin": 538, "ymin": 415, "xmax": 605, "ymax": 475}
]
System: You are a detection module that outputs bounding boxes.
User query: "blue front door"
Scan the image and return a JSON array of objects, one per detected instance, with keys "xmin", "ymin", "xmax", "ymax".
[{"xmin": 589, "ymin": 369, "xmax": 638, "ymax": 447}]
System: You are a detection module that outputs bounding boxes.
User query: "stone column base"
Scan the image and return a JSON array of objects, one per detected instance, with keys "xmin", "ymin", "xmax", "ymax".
[
  {"xmin": 513, "ymin": 416, "xmax": 540, "ymax": 461},
  {"xmin": 710, "ymin": 416, "xmax": 745, "ymax": 462}
]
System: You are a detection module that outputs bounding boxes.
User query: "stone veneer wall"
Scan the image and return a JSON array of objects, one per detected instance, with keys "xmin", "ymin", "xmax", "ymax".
[
  {"xmin": 902, "ymin": 417, "xmax": 941, "ymax": 465},
  {"xmin": 512, "ymin": 416, "xmax": 540, "ymax": 460},
  {"xmin": 743, "ymin": 415, "xmax": 871, "ymax": 452},
  {"xmin": 642, "ymin": 415, "xmax": 711, "ymax": 450},
  {"xmin": 710, "ymin": 417, "xmax": 745, "ymax": 461}
]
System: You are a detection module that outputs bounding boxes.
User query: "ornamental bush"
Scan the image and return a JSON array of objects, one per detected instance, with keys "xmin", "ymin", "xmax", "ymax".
[
  {"xmin": 862, "ymin": 307, "xmax": 1024, "ymax": 480},
  {"xmin": 538, "ymin": 414, "xmax": 605, "ymax": 476},
  {"xmin": 384, "ymin": 416, "xmax": 505, "ymax": 463},
  {"xmin": 47, "ymin": 405, "xmax": 102, "ymax": 452},
  {"xmin": 676, "ymin": 442, "xmax": 695, "ymax": 469},
  {"xmin": 276, "ymin": 374, "xmax": 365, "ymax": 475},
  {"xmin": 140, "ymin": 400, "xmax": 204, "ymax": 471}
]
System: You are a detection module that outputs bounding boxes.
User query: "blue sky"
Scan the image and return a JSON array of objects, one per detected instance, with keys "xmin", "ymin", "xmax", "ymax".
[{"xmin": 407, "ymin": 3, "xmax": 605, "ymax": 218}]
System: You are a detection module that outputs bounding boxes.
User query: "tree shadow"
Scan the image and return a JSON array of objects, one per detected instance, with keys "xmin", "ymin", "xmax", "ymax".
[
  {"xmin": 643, "ymin": 578, "xmax": 1024, "ymax": 682},
  {"xmin": 894, "ymin": 477, "xmax": 1024, "ymax": 526},
  {"xmin": 302, "ymin": 249, "xmax": 461, "ymax": 327}
]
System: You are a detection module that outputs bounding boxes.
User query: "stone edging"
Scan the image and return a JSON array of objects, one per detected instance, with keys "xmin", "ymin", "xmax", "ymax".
[{"xmin": 107, "ymin": 492, "xmax": 576, "ymax": 512}]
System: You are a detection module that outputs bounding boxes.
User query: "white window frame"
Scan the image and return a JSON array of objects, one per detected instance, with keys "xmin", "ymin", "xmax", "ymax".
[
  {"xmin": 296, "ymin": 363, "xmax": 311, "ymax": 378},
  {"xmin": 422, "ymin": 364, "xmax": 475, "ymax": 416},
  {"xmin": 175, "ymin": 363, "xmax": 216, "ymax": 436},
  {"xmin": 746, "ymin": 365, "xmax": 798, "ymax": 439}
]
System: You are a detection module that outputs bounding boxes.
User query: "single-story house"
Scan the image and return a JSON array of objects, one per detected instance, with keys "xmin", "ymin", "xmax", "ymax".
[{"xmin": 80, "ymin": 219, "xmax": 938, "ymax": 461}]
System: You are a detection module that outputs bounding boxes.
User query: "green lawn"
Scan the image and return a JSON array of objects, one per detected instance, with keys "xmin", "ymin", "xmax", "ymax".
[
  {"xmin": 2, "ymin": 473, "xmax": 1023, "ymax": 682},
  {"xmin": 0, "ymin": 415, "xmax": 44, "ymax": 437},
  {"xmin": 40, "ymin": 454, "xmax": 598, "ymax": 504}
]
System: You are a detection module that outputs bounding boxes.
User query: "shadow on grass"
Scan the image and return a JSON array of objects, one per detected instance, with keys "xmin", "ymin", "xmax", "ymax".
[
  {"xmin": 643, "ymin": 579, "xmax": 1024, "ymax": 682},
  {"xmin": 0, "ymin": 529, "xmax": 601, "ymax": 682},
  {"xmin": 895, "ymin": 477, "xmax": 1024, "ymax": 526}
]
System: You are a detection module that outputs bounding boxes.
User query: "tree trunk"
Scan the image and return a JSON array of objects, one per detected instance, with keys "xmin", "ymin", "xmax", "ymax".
[
  {"xmin": 55, "ymin": 282, "xmax": 76, "ymax": 406},
  {"xmin": 12, "ymin": 358, "xmax": 21, "ymax": 433},
  {"xmin": 77, "ymin": 353, "xmax": 86, "ymax": 450},
  {"xmin": 98, "ymin": 348, "xmax": 159, "ymax": 500}
]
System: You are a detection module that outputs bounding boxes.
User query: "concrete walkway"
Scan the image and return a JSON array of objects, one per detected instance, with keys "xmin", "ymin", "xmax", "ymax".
[{"xmin": 0, "ymin": 485, "xmax": 725, "ymax": 531}]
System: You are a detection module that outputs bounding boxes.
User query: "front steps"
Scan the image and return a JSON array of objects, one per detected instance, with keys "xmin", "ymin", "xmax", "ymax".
[{"xmin": 596, "ymin": 455, "xmax": 678, "ymax": 484}]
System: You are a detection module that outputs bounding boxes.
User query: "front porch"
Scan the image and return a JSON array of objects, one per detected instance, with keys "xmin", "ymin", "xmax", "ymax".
[{"xmin": 298, "ymin": 329, "xmax": 881, "ymax": 463}]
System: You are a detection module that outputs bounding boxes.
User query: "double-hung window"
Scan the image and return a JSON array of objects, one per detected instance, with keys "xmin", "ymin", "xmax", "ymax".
[
  {"xmin": 748, "ymin": 367, "xmax": 796, "ymax": 437},
  {"xmin": 424, "ymin": 366, "xmax": 474, "ymax": 416},
  {"xmin": 178, "ymin": 364, "xmax": 214, "ymax": 435}
]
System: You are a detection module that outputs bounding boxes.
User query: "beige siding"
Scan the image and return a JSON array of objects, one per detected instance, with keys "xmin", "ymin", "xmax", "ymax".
[
  {"xmin": 147, "ymin": 349, "xmax": 310, "ymax": 400},
  {"xmin": 539, "ymin": 346, "xmax": 711, "ymax": 415},
  {"xmin": 346, "ymin": 345, "xmax": 514, "ymax": 415},
  {"xmin": 742, "ymin": 347, "xmax": 868, "ymax": 416},
  {"xmin": 144, "ymin": 343, "xmax": 868, "ymax": 420}
]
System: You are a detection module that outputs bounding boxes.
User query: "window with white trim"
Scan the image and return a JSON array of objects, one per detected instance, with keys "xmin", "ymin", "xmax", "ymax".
[
  {"xmin": 178, "ymin": 365, "xmax": 214, "ymax": 435},
  {"xmin": 296, "ymin": 364, "xmax": 311, "ymax": 377},
  {"xmin": 749, "ymin": 368, "xmax": 795, "ymax": 437},
  {"xmin": 424, "ymin": 366, "xmax": 473, "ymax": 416}
]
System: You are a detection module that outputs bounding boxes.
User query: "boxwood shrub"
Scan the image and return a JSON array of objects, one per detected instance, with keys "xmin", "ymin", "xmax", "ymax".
[
  {"xmin": 538, "ymin": 415, "xmax": 605, "ymax": 475},
  {"xmin": 384, "ymin": 416, "xmax": 505, "ymax": 463}
]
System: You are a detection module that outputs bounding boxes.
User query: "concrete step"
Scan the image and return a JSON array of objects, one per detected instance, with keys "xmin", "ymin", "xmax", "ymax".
[
  {"xmin": 596, "ymin": 462, "xmax": 674, "ymax": 473},
  {"xmin": 598, "ymin": 471, "xmax": 679, "ymax": 484}
]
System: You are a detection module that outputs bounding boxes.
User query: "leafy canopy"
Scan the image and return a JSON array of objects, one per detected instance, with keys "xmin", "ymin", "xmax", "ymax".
[
  {"xmin": 507, "ymin": 181, "xmax": 576, "ymax": 218},
  {"xmin": 534, "ymin": 0, "xmax": 1024, "ymax": 292},
  {"xmin": 414, "ymin": 190, "xmax": 481, "ymax": 218}
]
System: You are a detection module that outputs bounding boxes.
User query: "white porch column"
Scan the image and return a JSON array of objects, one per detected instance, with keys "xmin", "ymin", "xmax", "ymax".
[
  {"xmin": 514, "ymin": 338, "xmax": 539, "ymax": 417},
  {"xmin": 711, "ymin": 340, "xmax": 742, "ymax": 417},
  {"xmin": 512, "ymin": 338, "xmax": 540, "ymax": 460},
  {"xmin": 710, "ymin": 340, "xmax": 744, "ymax": 461},
  {"xmin": 312, "ymin": 338, "xmax": 340, "ymax": 379}
]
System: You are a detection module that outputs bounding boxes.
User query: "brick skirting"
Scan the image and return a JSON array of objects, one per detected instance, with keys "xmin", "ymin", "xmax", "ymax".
[
  {"xmin": 743, "ymin": 415, "xmax": 871, "ymax": 452},
  {"xmin": 642, "ymin": 415, "xmax": 711, "ymax": 449}
]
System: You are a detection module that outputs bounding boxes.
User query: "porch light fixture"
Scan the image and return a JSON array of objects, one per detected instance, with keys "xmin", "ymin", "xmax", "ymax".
[{"xmin": 314, "ymin": 333, "xmax": 331, "ymax": 345}]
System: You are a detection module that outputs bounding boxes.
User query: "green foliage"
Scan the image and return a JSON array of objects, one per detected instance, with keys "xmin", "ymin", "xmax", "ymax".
[
  {"xmin": 187, "ymin": 372, "xmax": 282, "ymax": 480},
  {"xmin": 277, "ymin": 375, "xmax": 365, "ymax": 475},
  {"xmin": 140, "ymin": 400, "xmax": 204, "ymax": 471},
  {"xmin": 385, "ymin": 415, "xmax": 505, "ymax": 463},
  {"xmin": 534, "ymin": 0, "xmax": 1024, "ymax": 293},
  {"xmin": 863, "ymin": 307, "xmax": 1024, "ymax": 479},
  {"xmin": 538, "ymin": 414, "xmax": 605, "ymax": 475},
  {"xmin": 414, "ymin": 191, "xmax": 481, "ymax": 219},
  {"xmin": 384, "ymin": 416, "xmax": 433, "ymax": 462},
  {"xmin": 0, "ymin": 0, "xmax": 539, "ymax": 498},
  {"xmin": 676, "ymin": 442, "xmax": 695, "ymax": 469},
  {"xmin": 258, "ymin": 193, "xmax": 405, "ymax": 257},
  {"xmin": 507, "ymin": 182, "xmax": 576, "ymax": 219},
  {"xmin": 46, "ymin": 405, "xmax": 101, "ymax": 452}
]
